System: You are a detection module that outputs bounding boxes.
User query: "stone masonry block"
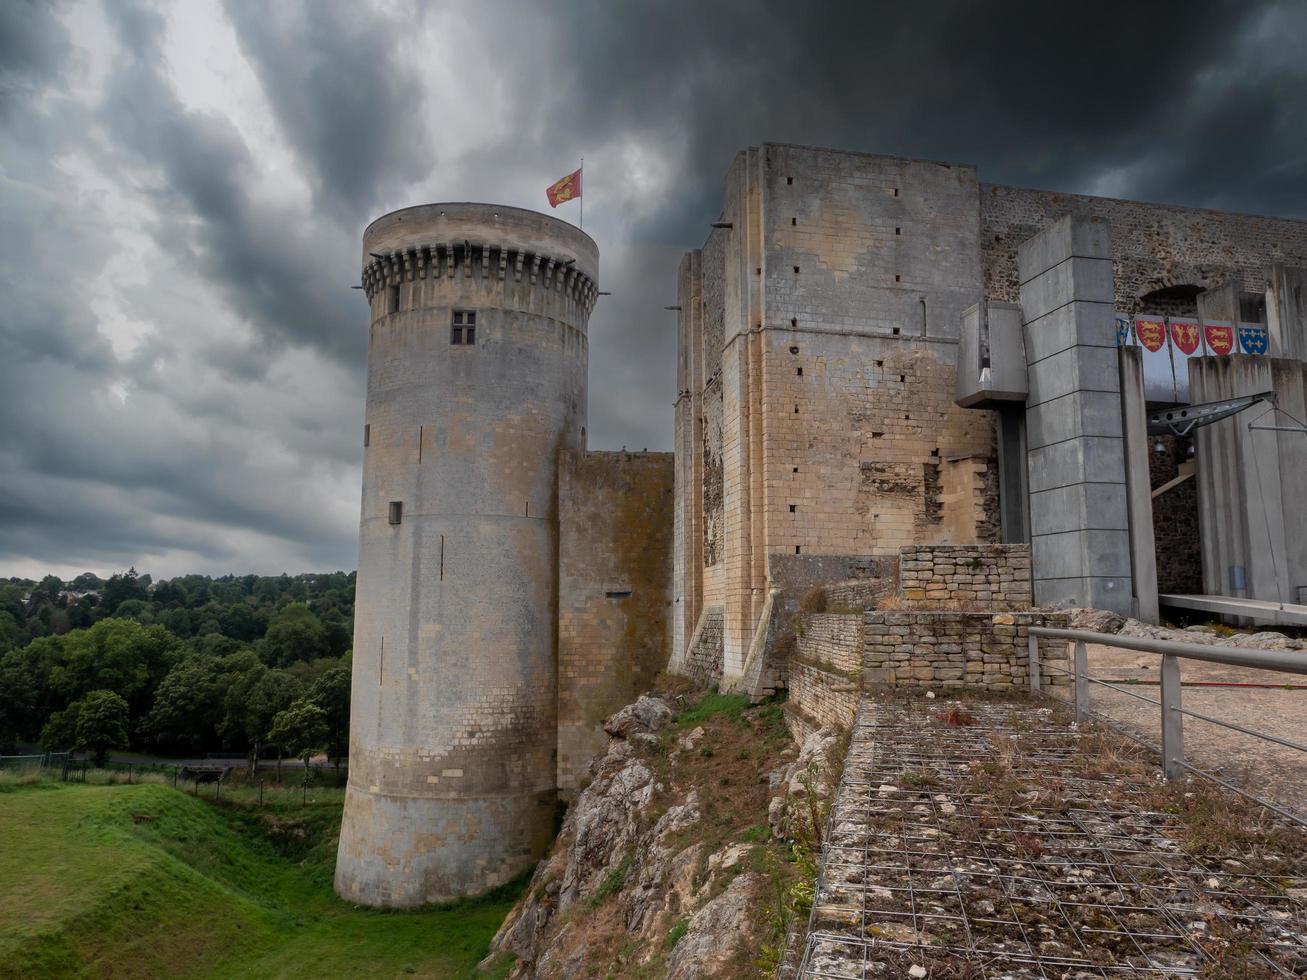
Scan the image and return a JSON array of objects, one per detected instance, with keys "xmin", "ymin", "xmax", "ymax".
[{"xmin": 1023, "ymin": 301, "xmax": 1118, "ymax": 363}]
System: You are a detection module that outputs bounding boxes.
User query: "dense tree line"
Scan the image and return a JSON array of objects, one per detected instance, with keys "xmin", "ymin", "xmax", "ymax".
[{"xmin": 0, "ymin": 569, "xmax": 354, "ymax": 766}]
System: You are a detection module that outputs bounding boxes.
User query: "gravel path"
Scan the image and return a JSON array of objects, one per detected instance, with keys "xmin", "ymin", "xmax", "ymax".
[{"xmin": 1085, "ymin": 643, "xmax": 1307, "ymax": 821}]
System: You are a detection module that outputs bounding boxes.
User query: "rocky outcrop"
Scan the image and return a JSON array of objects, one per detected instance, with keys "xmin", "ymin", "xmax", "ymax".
[
  {"xmin": 487, "ymin": 691, "xmax": 847, "ymax": 978},
  {"xmin": 1059, "ymin": 608, "xmax": 1304, "ymax": 651}
]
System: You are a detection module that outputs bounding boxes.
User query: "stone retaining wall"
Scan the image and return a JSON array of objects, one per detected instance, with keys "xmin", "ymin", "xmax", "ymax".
[
  {"xmin": 787, "ymin": 613, "xmax": 864, "ymax": 734},
  {"xmin": 682, "ymin": 606, "xmax": 724, "ymax": 688},
  {"xmin": 897, "ymin": 544, "xmax": 1032, "ymax": 609},
  {"xmin": 863, "ymin": 611, "xmax": 1068, "ymax": 690}
]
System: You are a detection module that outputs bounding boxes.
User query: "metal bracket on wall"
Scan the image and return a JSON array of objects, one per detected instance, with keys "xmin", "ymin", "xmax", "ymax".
[{"xmin": 1146, "ymin": 391, "xmax": 1276, "ymax": 436}]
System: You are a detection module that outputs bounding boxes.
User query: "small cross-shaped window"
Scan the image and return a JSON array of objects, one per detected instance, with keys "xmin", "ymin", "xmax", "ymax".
[{"xmin": 451, "ymin": 310, "xmax": 477, "ymax": 345}]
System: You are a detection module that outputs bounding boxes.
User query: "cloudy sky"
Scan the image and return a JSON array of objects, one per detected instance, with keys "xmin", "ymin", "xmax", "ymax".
[{"xmin": 3, "ymin": 0, "xmax": 1304, "ymax": 580}]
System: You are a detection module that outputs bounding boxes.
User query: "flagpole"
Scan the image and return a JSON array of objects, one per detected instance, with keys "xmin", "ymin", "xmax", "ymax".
[{"xmin": 579, "ymin": 156, "xmax": 583, "ymax": 231}]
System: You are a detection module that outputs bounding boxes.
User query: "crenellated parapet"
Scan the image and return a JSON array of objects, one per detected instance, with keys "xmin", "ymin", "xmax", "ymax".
[{"xmin": 361, "ymin": 242, "xmax": 600, "ymax": 314}]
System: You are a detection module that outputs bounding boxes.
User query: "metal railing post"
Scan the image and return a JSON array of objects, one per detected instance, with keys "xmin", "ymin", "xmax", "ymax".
[
  {"xmin": 1028, "ymin": 632, "xmax": 1040, "ymax": 695},
  {"xmin": 1161, "ymin": 653, "xmax": 1185, "ymax": 781},
  {"xmin": 1073, "ymin": 641, "xmax": 1088, "ymax": 723}
]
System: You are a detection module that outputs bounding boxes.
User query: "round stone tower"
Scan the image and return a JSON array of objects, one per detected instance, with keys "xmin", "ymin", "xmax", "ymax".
[{"xmin": 335, "ymin": 203, "xmax": 598, "ymax": 907}]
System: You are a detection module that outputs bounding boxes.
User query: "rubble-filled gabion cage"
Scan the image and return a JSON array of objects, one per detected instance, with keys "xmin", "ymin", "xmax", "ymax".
[{"xmin": 799, "ymin": 699, "xmax": 1307, "ymax": 978}]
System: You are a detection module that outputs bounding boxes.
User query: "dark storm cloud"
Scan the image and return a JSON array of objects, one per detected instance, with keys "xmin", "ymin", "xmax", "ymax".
[
  {"xmin": 222, "ymin": 0, "xmax": 431, "ymax": 226},
  {"xmin": 0, "ymin": 0, "xmax": 71, "ymax": 119},
  {"xmin": 1, "ymin": 0, "xmax": 1303, "ymax": 577},
  {"xmin": 98, "ymin": 1, "xmax": 362, "ymax": 365}
]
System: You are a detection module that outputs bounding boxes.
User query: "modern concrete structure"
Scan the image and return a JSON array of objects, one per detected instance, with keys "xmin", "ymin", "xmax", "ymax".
[{"xmin": 336, "ymin": 204, "xmax": 609, "ymax": 907}]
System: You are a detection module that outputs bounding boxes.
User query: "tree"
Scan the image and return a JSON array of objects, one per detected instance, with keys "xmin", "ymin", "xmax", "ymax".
[
  {"xmin": 307, "ymin": 663, "xmax": 351, "ymax": 768},
  {"xmin": 40, "ymin": 701, "xmax": 82, "ymax": 752},
  {"xmin": 145, "ymin": 656, "xmax": 222, "ymax": 754},
  {"xmin": 267, "ymin": 700, "xmax": 328, "ymax": 785},
  {"xmin": 263, "ymin": 603, "xmax": 330, "ymax": 666},
  {"xmin": 223, "ymin": 662, "xmax": 301, "ymax": 771},
  {"xmin": 75, "ymin": 691, "xmax": 131, "ymax": 766},
  {"xmin": 102, "ymin": 568, "xmax": 148, "ymax": 615},
  {"xmin": 41, "ymin": 691, "xmax": 130, "ymax": 765},
  {"xmin": 47, "ymin": 618, "xmax": 181, "ymax": 720},
  {"xmin": 0, "ymin": 652, "xmax": 39, "ymax": 750}
]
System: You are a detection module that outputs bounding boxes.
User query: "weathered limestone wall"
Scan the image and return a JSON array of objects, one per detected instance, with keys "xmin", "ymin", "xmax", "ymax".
[
  {"xmin": 673, "ymin": 144, "xmax": 1001, "ymax": 689},
  {"xmin": 338, "ymin": 204, "xmax": 597, "ymax": 908},
  {"xmin": 863, "ymin": 611, "xmax": 1070, "ymax": 690},
  {"xmin": 897, "ymin": 544, "xmax": 1033, "ymax": 609},
  {"xmin": 790, "ymin": 613, "xmax": 863, "ymax": 734},
  {"xmin": 982, "ymin": 185, "xmax": 1307, "ymax": 314},
  {"xmin": 557, "ymin": 450, "xmax": 674, "ymax": 794},
  {"xmin": 786, "ymin": 603, "xmax": 1070, "ymax": 735}
]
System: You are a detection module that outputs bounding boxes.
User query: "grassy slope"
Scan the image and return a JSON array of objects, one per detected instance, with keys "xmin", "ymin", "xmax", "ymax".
[{"xmin": 0, "ymin": 783, "xmax": 518, "ymax": 980}]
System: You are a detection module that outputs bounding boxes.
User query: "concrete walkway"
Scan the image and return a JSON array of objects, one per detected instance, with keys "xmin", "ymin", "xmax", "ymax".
[{"xmin": 799, "ymin": 695, "xmax": 1307, "ymax": 978}]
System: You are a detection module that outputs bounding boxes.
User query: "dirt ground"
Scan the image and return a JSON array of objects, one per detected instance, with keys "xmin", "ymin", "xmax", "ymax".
[{"xmin": 1084, "ymin": 643, "xmax": 1307, "ymax": 820}]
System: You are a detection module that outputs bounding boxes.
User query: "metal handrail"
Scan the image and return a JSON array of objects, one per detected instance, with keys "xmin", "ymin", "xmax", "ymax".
[{"xmin": 1027, "ymin": 626, "xmax": 1307, "ymax": 828}]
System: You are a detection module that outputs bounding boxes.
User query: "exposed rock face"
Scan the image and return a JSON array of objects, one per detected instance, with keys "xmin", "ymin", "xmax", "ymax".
[
  {"xmin": 603, "ymin": 694, "xmax": 675, "ymax": 739},
  {"xmin": 1117, "ymin": 619, "xmax": 1304, "ymax": 650},
  {"xmin": 768, "ymin": 727, "xmax": 841, "ymax": 840},
  {"xmin": 1062, "ymin": 607, "xmax": 1126, "ymax": 634},
  {"xmin": 1061, "ymin": 608, "xmax": 1304, "ymax": 651},
  {"xmin": 665, "ymin": 872, "xmax": 762, "ymax": 980},
  {"xmin": 487, "ymin": 692, "xmax": 846, "ymax": 978}
]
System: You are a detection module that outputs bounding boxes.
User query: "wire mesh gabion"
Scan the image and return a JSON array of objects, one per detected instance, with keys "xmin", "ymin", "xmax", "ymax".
[{"xmin": 797, "ymin": 699, "xmax": 1307, "ymax": 979}]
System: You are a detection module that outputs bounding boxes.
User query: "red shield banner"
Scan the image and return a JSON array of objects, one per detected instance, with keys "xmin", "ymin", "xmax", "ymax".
[
  {"xmin": 1169, "ymin": 318, "xmax": 1199, "ymax": 355},
  {"xmin": 1204, "ymin": 321, "xmax": 1235, "ymax": 356},
  {"xmin": 1135, "ymin": 318, "xmax": 1166, "ymax": 353}
]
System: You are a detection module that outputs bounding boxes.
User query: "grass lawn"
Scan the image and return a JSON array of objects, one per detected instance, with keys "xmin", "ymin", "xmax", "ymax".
[{"xmin": 0, "ymin": 781, "xmax": 520, "ymax": 979}]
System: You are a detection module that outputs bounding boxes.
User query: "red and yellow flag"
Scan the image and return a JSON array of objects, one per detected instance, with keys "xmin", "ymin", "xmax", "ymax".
[{"xmin": 546, "ymin": 167, "xmax": 582, "ymax": 208}]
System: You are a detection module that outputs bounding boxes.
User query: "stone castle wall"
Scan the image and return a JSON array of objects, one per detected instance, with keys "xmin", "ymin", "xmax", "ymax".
[
  {"xmin": 863, "ymin": 611, "xmax": 1069, "ymax": 691},
  {"xmin": 981, "ymin": 184, "xmax": 1307, "ymax": 314},
  {"xmin": 557, "ymin": 450, "xmax": 674, "ymax": 794},
  {"xmin": 681, "ymin": 606, "xmax": 724, "ymax": 688},
  {"xmin": 786, "ymin": 606, "xmax": 1070, "ymax": 734},
  {"xmin": 789, "ymin": 613, "xmax": 864, "ymax": 733},
  {"xmin": 897, "ymin": 544, "xmax": 1033, "ymax": 609}
]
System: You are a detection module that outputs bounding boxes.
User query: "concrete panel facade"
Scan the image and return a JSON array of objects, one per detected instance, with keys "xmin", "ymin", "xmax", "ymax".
[
  {"xmin": 1191, "ymin": 356, "xmax": 1307, "ymax": 606},
  {"xmin": 1019, "ymin": 215, "xmax": 1133, "ymax": 614},
  {"xmin": 337, "ymin": 204, "xmax": 598, "ymax": 907}
]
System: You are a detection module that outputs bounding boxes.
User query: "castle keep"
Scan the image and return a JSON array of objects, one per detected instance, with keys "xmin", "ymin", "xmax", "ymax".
[
  {"xmin": 670, "ymin": 143, "xmax": 1307, "ymax": 693},
  {"xmin": 341, "ymin": 146, "xmax": 1307, "ymax": 906},
  {"xmin": 336, "ymin": 205, "xmax": 671, "ymax": 907}
]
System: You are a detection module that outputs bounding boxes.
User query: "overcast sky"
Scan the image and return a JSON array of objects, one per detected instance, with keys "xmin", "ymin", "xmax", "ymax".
[{"xmin": 2, "ymin": 0, "xmax": 1304, "ymax": 580}]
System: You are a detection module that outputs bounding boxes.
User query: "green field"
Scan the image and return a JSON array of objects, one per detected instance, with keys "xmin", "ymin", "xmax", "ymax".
[{"xmin": 0, "ymin": 781, "xmax": 519, "ymax": 979}]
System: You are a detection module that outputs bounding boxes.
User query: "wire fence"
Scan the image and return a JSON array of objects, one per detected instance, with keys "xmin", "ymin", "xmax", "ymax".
[{"xmin": 0, "ymin": 752, "xmax": 348, "ymax": 806}]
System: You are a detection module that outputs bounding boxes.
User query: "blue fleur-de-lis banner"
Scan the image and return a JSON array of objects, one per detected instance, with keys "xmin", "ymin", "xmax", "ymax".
[
  {"xmin": 1237, "ymin": 323, "xmax": 1269, "ymax": 355},
  {"xmin": 1114, "ymin": 317, "xmax": 1132, "ymax": 346}
]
